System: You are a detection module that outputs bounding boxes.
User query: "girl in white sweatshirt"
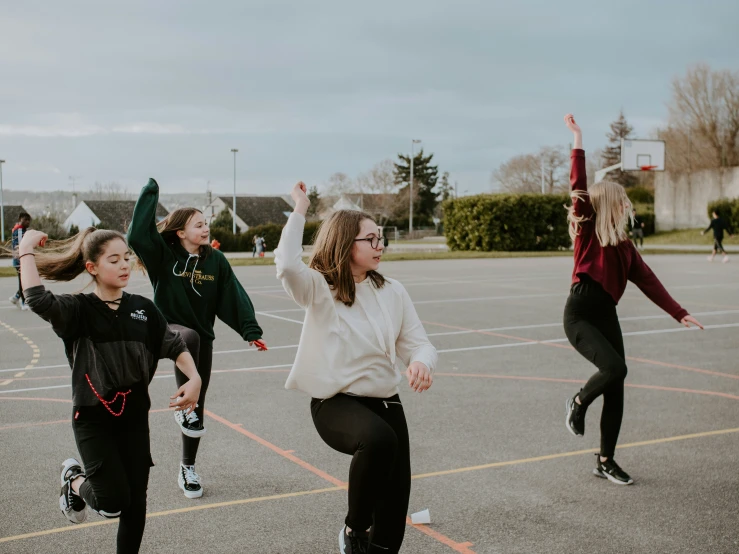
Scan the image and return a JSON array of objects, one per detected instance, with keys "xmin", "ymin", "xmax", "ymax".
[{"xmin": 275, "ymin": 182, "xmax": 437, "ymax": 554}]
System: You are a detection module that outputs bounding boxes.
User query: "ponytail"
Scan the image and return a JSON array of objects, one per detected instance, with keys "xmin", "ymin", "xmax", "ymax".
[{"xmin": 35, "ymin": 228, "xmax": 127, "ymax": 282}]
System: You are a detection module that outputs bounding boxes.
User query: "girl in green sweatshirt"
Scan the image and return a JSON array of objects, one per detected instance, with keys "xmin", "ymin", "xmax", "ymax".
[{"xmin": 128, "ymin": 178, "xmax": 266, "ymax": 499}]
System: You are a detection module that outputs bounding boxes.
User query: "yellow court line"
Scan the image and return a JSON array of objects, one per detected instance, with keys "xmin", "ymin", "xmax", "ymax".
[
  {"xmin": 412, "ymin": 426, "xmax": 739, "ymax": 480},
  {"xmin": 0, "ymin": 486, "xmax": 342, "ymax": 544}
]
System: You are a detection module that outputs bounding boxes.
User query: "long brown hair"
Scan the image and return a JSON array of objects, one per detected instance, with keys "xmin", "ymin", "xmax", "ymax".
[
  {"xmin": 34, "ymin": 228, "xmax": 128, "ymax": 282},
  {"xmin": 156, "ymin": 208, "xmax": 211, "ymax": 257},
  {"xmin": 309, "ymin": 210, "xmax": 385, "ymax": 306}
]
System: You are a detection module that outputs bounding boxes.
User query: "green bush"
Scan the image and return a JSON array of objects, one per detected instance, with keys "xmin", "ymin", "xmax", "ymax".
[
  {"xmin": 210, "ymin": 219, "xmax": 323, "ymax": 253},
  {"xmin": 443, "ymin": 194, "xmax": 571, "ymax": 251},
  {"xmin": 707, "ymin": 198, "xmax": 739, "ymax": 231},
  {"xmin": 626, "ymin": 186, "xmax": 655, "ymax": 205}
]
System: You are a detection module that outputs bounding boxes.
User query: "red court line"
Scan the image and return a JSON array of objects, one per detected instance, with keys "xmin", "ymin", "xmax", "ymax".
[
  {"xmin": 423, "ymin": 320, "xmax": 739, "ymax": 380},
  {"xmin": 434, "ymin": 373, "xmax": 739, "ymax": 401},
  {"xmin": 206, "ymin": 409, "xmax": 476, "ymax": 553}
]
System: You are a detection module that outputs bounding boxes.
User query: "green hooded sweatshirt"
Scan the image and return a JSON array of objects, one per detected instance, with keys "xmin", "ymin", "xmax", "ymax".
[{"xmin": 127, "ymin": 179, "xmax": 262, "ymax": 344}]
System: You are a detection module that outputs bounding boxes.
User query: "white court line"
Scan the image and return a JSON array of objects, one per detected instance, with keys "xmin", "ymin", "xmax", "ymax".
[
  {"xmin": 427, "ymin": 310, "xmax": 739, "ymax": 337},
  {"xmin": 214, "ymin": 345, "xmax": 298, "ymax": 355},
  {"xmin": 256, "ymin": 311, "xmax": 304, "ymax": 324},
  {"xmin": 258, "ymin": 308, "xmax": 305, "ymax": 314},
  {"xmin": 0, "ymin": 363, "xmax": 68, "ymax": 374},
  {"xmin": 436, "ymin": 323, "xmax": 739, "ymax": 354}
]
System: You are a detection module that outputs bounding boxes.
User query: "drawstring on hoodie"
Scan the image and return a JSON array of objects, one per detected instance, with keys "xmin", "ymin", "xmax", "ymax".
[{"xmin": 172, "ymin": 254, "xmax": 202, "ymax": 296}]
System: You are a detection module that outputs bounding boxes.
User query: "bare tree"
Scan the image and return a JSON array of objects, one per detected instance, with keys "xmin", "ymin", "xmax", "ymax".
[
  {"xmin": 668, "ymin": 63, "xmax": 739, "ymax": 168},
  {"xmin": 355, "ymin": 159, "xmax": 400, "ymax": 225},
  {"xmin": 491, "ymin": 153, "xmax": 541, "ymax": 193},
  {"xmin": 88, "ymin": 181, "xmax": 130, "ymax": 201},
  {"xmin": 492, "ymin": 146, "xmax": 568, "ymax": 193}
]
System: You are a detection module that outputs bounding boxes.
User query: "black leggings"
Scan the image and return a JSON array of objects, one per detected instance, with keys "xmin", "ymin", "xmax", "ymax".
[
  {"xmin": 563, "ymin": 279, "xmax": 627, "ymax": 459},
  {"xmin": 171, "ymin": 325, "xmax": 213, "ymax": 465},
  {"xmin": 714, "ymin": 238, "xmax": 726, "ymax": 254},
  {"xmin": 311, "ymin": 393, "xmax": 411, "ymax": 554},
  {"xmin": 72, "ymin": 388, "xmax": 152, "ymax": 553},
  {"xmin": 15, "ymin": 268, "xmax": 24, "ymax": 302}
]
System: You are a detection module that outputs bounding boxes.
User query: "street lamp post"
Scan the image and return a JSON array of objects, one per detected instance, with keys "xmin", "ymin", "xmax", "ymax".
[
  {"xmin": 230, "ymin": 149, "xmax": 238, "ymax": 235},
  {"xmin": 0, "ymin": 160, "xmax": 5, "ymax": 243},
  {"xmin": 409, "ymin": 139, "xmax": 421, "ymax": 234}
]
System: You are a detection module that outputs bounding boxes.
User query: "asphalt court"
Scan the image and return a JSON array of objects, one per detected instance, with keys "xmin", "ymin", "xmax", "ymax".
[{"xmin": 1, "ymin": 254, "xmax": 738, "ymax": 553}]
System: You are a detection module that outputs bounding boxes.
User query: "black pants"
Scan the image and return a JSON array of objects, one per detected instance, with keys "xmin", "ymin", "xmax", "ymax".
[
  {"xmin": 311, "ymin": 393, "xmax": 411, "ymax": 554},
  {"xmin": 171, "ymin": 325, "xmax": 213, "ymax": 465},
  {"xmin": 631, "ymin": 229, "xmax": 644, "ymax": 247},
  {"xmin": 563, "ymin": 279, "xmax": 627, "ymax": 459},
  {"xmin": 15, "ymin": 267, "xmax": 24, "ymax": 302},
  {"xmin": 713, "ymin": 238, "xmax": 726, "ymax": 254},
  {"xmin": 72, "ymin": 387, "xmax": 152, "ymax": 554}
]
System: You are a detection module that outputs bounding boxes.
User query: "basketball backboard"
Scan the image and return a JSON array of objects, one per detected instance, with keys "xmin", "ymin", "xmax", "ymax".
[{"xmin": 621, "ymin": 139, "xmax": 665, "ymax": 171}]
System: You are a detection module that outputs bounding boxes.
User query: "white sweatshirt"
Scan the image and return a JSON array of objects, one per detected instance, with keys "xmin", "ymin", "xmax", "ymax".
[{"xmin": 274, "ymin": 213, "xmax": 438, "ymax": 399}]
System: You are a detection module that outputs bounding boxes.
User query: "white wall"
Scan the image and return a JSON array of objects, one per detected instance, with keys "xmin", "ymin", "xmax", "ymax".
[
  {"xmin": 203, "ymin": 198, "xmax": 249, "ymax": 232},
  {"xmin": 63, "ymin": 202, "xmax": 100, "ymax": 230},
  {"xmin": 655, "ymin": 167, "xmax": 739, "ymax": 230}
]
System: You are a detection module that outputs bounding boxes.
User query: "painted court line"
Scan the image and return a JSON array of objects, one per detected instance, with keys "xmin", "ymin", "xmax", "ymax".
[
  {"xmin": 0, "ymin": 487, "xmax": 344, "ymax": 545},
  {"xmin": 206, "ymin": 409, "xmax": 476, "ymax": 553},
  {"xmin": 255, "ymin": 311, "xmax": 304, "ymax": 324},
  {"xmin": 411, "ymin": 426, "xmax": 739, "ymax": 480}
]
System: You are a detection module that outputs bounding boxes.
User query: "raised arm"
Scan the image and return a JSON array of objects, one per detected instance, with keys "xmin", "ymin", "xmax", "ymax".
[
  {"xmin": 19, "ymin": 230, "xmax": 82, "ymax": 340},
  {"xmin": 565, "ymin": 114, "xmax": 592, "ymax": 218},
  {"xmin": 127, "ymin": 178, "xmax": 169, "ymax": 274},
  {"xmin": 274, "ymin": 182, "xmax": 328, "ymax": 308}
]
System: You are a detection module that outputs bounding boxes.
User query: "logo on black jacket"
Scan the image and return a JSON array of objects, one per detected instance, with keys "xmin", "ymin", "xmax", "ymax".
[{"xmin": 131, "ymin": 309, "xmax": 148, "ymax": 322}]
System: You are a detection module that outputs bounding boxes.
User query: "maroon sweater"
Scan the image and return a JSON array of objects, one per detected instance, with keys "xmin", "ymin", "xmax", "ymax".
[{"xmin": 570, "ymin": 149, "xmax": 688, "ymax": 321}]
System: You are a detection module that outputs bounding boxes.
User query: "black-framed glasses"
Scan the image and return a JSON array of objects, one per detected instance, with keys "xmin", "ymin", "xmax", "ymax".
[{"xmin": 354, "ymin": 236, "xmax": 382, "ymax": 249}]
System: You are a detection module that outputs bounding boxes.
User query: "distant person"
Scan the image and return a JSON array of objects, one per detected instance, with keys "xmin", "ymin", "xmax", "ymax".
[
  {"xmin": 628, "ymin": 209, "xmax": 645, "ymax": 250},
  {"xmin": 702, "ymin": 211, "xmax": 733, "ymax": 263},
  {"xmin": 252, "ymin": 234, "xmax": 258, "ymax": 257},
  {"xmin": 256, "ymin": 235, "xmax": 266, "ymax": 257},
  {"xmin": 562, "ymin": 113, "xmax": 702, "ymax": 485},
  {"xmin": 10, "ymin": 212, "xmax": 32, "ymax": 310}
]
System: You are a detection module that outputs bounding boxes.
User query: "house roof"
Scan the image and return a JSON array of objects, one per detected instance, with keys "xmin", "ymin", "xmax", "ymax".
[
  {"xmin": 2, "ymin": 205, "xmax": 31, "ymax": 221},
  {"xmin": 83, "ymin": 200, "xmax": 169, "ymax": 233},
  {"xmin": 217, "ymin": 196, "xmax": 292, "ymax": 227}
]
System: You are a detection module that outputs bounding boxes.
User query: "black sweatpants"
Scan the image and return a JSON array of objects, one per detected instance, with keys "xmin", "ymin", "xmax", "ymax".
[
  {"xmin": 563, "ymin": 278, "xmax": 627, "ymax": 459},
  {"xmin": 171, "ymin": 325, "xmax": 213, "ymax": 465},
  {"xmin": 311, "ymin": 393, "xmax": 411, "ymax": 554},
  {"xmin": 72, "ymin": 387, "xmax": 152, "ymax": 554}
]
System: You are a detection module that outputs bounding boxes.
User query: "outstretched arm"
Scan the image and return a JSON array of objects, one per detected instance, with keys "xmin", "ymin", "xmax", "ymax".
[{"xmin": 565, "ymin": 113, "xmax": 592, "ymax": 218}]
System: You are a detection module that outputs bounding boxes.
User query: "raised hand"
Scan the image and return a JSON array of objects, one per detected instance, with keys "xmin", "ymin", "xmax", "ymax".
[
  {"xmin": 564, "ymin": 113, "xmax": 581, "ymax": 134},
  {"xmin": 19, "ymin": 230, "xmax": 48, "ymax": 254},
  {"xmin": 169, "ymin": 377, "xmax": 201, "ymax": 414},
  {"xmin": 291, "ymin": 181, "xmax": 310, "ymax": 214},
  {"xmin": 680, "ymin": 315, "xmax": 704, "ymax": 330}
]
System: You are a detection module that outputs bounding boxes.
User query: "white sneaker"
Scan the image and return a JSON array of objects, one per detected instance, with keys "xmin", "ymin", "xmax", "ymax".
[
  {"xmin": 178, "ymin": 464, "xmax": 203, "ymax": 499},
  {"xmin": 723, "ymin": 256, "xmax": 730, "ymax": 263},
  {"xmin": 707, "ymin": 256, "xmax": 714, "ymax": 262},
  {"xmin": 9, "ymin": 295, "xmax": 18, "ymax": 306},
  {"xmin": 59, "ymin": 458, "xmax": 88, "ymax": 524},
  {"xmin": 20, "ymin": 302, "xmax": 30, "ymax": 311}
]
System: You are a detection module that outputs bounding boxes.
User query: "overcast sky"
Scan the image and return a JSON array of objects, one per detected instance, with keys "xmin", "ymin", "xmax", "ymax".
[{"xmin": 1, "ymin": 0, "xmax": 737, "ymax": 196}]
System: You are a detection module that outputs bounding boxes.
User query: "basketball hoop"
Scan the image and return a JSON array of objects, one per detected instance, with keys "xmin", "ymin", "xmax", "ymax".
[{"xmin": 640, "ymin": 165, "xmax": 658, "ymax": 171}]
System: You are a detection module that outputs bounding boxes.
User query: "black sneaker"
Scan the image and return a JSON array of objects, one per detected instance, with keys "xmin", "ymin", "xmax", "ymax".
[
  {"xmin": 339, "ymin": 525, "xmax": 369, "ymax": 554},
  {"xmin": 593, "ymin": 455, "xmax": 634, "ymax": 485},
  {"xmin": 174, "ymin": 407, "xmax": 206, "ymax": 438},
  {"xmin": 565, "ymin": 395, "xmax": 586, "ymax": 436},
  {"xmin": 59, "ymin": 458, "xmax": 87, "ymax": 524},
  {"xmin": 178, "ymin": 464, "xmax": 203, "ymax": 499}
]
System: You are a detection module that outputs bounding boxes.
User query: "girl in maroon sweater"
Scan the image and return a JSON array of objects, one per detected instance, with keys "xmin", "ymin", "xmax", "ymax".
[{"xmin": 562, "ymin": 114, "xmax": 703, "ymax": 485}]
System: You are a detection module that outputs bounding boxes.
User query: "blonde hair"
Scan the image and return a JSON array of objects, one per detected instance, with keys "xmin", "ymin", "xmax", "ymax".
[
  {"xmin": 567, "ymin": 180, "xmax": 633, "ymax": 247},
  {"xmin": 309, "ymin": 210, "xmax": 385, "ymax": 306}
]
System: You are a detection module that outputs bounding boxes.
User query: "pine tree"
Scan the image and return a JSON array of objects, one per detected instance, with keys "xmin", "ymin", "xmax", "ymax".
[
  {"xmin": 306, "ymin": 186, "xmax": 321, "ymax": 217},
  {"xmin": 602, "ymin": 111, "xmax": 638, "ymax": 188},
  {"xmin": 393, "ymin": 149, "xmax": 439, "ymax": 225},
  {"xmin": 438, "ymin": 171, "xmax": 453, "ymax": 202}
]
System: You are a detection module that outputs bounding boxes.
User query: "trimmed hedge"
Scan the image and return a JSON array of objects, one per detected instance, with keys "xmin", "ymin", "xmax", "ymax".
[
  {"xmin": 707, "ymin": 197, "xmax": 739, "ymax": 231},
  {"xmin": 443, "ymin": 194, "xmax": 571, "ymax": 251},
  {"xmin": 210, "ymin": 220, "xmax": 322, "ymax": 253},
  {"xmin": 626, "ymin": 186, "xmax": 655, "ymax": 205}
]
